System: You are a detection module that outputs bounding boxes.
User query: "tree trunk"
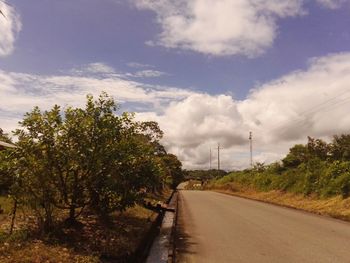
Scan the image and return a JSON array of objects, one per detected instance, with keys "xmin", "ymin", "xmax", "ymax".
[{"xmin": 9, "ymin": 198, "xmax": 17, "ymax": 235}]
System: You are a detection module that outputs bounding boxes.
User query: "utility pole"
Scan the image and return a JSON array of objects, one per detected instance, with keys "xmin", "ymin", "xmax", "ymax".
[
  {"xmin": 217, "ymin": 143, "xmax": 220, "ymax": 171},
  {"xmin": 249, "ymin": 131, "xmax": 253, "ymax": 168},
  {"xmin": 209, "ymin": 148, "xmax": 212, "ymax": 170}
]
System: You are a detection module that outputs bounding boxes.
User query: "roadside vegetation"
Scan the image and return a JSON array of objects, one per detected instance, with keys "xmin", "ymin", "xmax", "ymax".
[
  {"xmin": 206, "ymin": 135, "xmax": 350, "ymax": 220},
  {"xmin": 183, "ymin": 169, "xmax": 227, "ymax": 181},
  {"xmin": 0, "ymin": 92, "xmax": 183, "ymax": 262}
]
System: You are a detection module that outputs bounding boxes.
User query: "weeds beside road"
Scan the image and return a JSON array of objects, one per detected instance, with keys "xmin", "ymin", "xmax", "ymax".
[
  {"xmin": 202, "ymin": 182, "xmax": 350, "ymax": 222},
  {"xmin": 0, "ymin": 189, "xmax": 172, "ymax": 262}
]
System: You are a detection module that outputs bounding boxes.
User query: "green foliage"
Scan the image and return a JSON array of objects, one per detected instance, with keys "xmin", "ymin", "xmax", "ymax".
[
  {"xmin": 1, "ymin": 92, "xmax": 183, "ymax": 232},
  {"xmin": 162, "ymin": 154, "xmax": 183, "ymax": 189},
  {"xmin": 282, "ymin": 144, "xmax": 309, "ymax": 168},
  {"xmin": 184, "ymin": 169, "xmax": 227, "ymax": 181},
  {"xmin": 0, "ymin": 129, "xmax": 16, "ymax": 194},
  {"xmin": 330, "ymin": 134, "xmax": 350, "ymax": 161},
  {"xmin": 211, "ymin": 134, "xmax": 350, "ymax": 200}
]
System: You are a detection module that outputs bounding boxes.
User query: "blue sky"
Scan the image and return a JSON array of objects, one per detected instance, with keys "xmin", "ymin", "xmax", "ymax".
[{"xmin": 1, "ymin": 0, "xmax": 350, "ymax": 169}]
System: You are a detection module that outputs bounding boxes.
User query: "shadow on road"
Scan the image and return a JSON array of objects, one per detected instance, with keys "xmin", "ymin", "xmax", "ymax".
[{"xmin": 174, "ymin": 191, "xmax": 198, "ymax": 262}]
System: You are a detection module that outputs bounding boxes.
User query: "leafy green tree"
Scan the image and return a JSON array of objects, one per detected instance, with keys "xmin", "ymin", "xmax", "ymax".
[
  {"xmin": 0, "ymin": 128, "xmax": 16, "ymax": 193},
  {"xmin": 12, "ymin": 106, "xmax": 63, "ymax": 231},
  {"xmin": 9, "ymin": 92, "xmax": 174, "ymax": 230},
  {"xmin": 282, "ymin": 144, "xmax": 309, "ymax": 168},
  {"xmin": 330, "ymin": 134, "xmax": 350, "ymax": 161},
  {"xmin": 0, "ymin": 128, "xmax": 12, "ymax": 143},
  {"xmin": 307, "ymin": 136, "xmax": 330, "ymax": 161},
  {"xmin": 162, "ymin": 154, "xmax": 183, "ymax": 189}
]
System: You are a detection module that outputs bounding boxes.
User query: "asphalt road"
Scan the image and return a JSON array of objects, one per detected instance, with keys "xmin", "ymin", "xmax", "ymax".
[{"xmin": 175, "ymin": 190, "xmax": 350, "ymax": 263}]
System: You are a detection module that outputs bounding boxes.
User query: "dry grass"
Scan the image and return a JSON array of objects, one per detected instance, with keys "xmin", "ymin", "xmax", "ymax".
[
  {"xmin": 0, "ymin": 196, "xmax": 12, "ymax": 213},
  {"xmin": 0, "ymin": 189, "xmax": 173, "ymax": 262},
  {"xmin": 210, "ymin": 183, "xmax": 350, "ymax": 221},
  {"xmin": 0, "ymin": 196, "xmax": 13, "ymax": 225},
  {"xmin": 0, "ymin": 240, "xmax": 99, "ymax": 263},
  {"xmin": 184, "ymin": 180, "xmax": 202, "ymax": 190}
]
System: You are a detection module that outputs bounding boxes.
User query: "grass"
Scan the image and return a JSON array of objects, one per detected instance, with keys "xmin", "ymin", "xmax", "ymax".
[
  {"xmin": 207, "ymin": 182, "xmax": 350, "ymax": 221},
  {"xmin": 0, "ymin": 240, "xmax": 100, "ymax": 263},
  {"xmin": 0, "ymin": 196, "xmax": 14, "ymax": 235},
  {"xmin": 0, "ymin": 189, "xmax": 173, "ymax": 262},
  {"xmin": 184, "ymin": 180, "xmax": 203, "ymax": 190},
  {"xmin": 0, "ymin": 196, "xmax": 12, "ymax": 213}
]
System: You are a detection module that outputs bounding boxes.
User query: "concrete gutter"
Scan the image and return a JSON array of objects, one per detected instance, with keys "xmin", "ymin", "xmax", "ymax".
[{"xmin": 146, "ymin": 191, "xmax": 178, "ymax": 263}]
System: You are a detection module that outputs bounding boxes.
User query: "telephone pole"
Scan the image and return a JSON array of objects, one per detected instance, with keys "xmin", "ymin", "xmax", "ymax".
[
  {"xmin": 217, "ymin": 143, "xmax": 220, "ymax": 171},
  {"xmin": 209, "ymin": 148, "xmax": 212, "ymax": 170},
  {"xmin": 249, "ymin": 131, "xmax": 253, "ymax": 168}
]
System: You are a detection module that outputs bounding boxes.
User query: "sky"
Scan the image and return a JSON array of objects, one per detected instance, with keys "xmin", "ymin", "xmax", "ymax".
[{"xmin": 1, "ymin": 0, "xmax": 350, "ymax": 170}]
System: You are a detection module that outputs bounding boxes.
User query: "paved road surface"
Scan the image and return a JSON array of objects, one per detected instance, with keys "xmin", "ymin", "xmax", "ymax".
[{"xmin": 175, "ymin": 190, "xmax": 350, "ymax": 263}]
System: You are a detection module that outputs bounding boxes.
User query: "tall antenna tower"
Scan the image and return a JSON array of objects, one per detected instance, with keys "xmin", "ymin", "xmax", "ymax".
[
  {"xmin": 249, "ymin": 132, "xmax": 253, "ymax": 168},
  {"xmin": 209, "ymin": 148, "xmax": 212, "ymax": 170},
  {"xmin": 217, "ymin": 143, "xmax": 220, "ymax": 170}
]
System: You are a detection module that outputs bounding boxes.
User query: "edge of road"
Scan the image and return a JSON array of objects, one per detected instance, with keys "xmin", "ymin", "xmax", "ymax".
[
  {"xmin": 211, "ymin": 189, "xmax": 350, "ymax": 225},
  {"xmin": 167, "ymin": 190, "xmax": 179, "ymax": 263},
  {"xmin": 145, "ymin": 190, "xmax": 179, "ymax": 263}
]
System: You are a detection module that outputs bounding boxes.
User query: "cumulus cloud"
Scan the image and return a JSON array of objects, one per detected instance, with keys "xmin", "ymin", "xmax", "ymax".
[
  {"xmin": 3, "ymin": 53, "xmax": 350, "ymax": 169},
  {"xmin": 133, "ymin": 0, "xmax": 305, "ymax": 57},
  {"xmin": 136, "ymin": 53, "xmax": 350, "ymax": 169},
  {"xmin": 133, "ymin": 0, "xmax": 348, "ymax": 57},
  {"xmin": 0, "ymin": 65, "xmax": 195, "ymax": 133},
  {"xmin": 0, "ymin": 2, "xmax": 22, "ymax": 56},
  {"xmin": 240, "ymin": 53, "xmax": 350, "ymax": 141}
]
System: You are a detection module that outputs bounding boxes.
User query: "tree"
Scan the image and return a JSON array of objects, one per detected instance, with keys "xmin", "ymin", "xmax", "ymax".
[
  {"xmin": 330, "ymin": 134, "xmax": 350, "ymax": 161},
  {"xmin": 10, "ymin": 92, "xmax": 174, "ymax": 230},
  {"xmin": 13, "ymin": 106, "xmax": 64, "ymax": 231},
  {"xmin": 307, "ymin": 136, "xmax": 330, "ymax": 161},
  {"xmin": 282, "ymin": 144, "xmax": 309, "ymax": 168},
  {"xmin": 162, "ymin": 154, "xmax": 183, "ymax": 189},
  {"xmin": 0, "ymin": 128, "xmax": 15, "ymax": 193}
]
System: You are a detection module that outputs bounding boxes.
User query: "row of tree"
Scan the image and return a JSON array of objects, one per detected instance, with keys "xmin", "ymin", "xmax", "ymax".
[
  {"xmin": 183, "ymin": 169, "xmax": 227, "ymax": 181},
  {"xmin": 210, "ymin": 135, "xmax": 350, "ymax": 199},
  {"xmin": 282, "ymin": 135, "xmax": 350, "ymax": 167},
  {"xmin": 0, "ymin": 93, "xmax": 183, "ymax": 232}
]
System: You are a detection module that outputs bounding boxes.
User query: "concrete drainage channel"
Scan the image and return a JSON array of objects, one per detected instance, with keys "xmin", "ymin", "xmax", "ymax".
[{"xmin": 146, "ymin": 191, "xmax": 179, "ymax": 263}]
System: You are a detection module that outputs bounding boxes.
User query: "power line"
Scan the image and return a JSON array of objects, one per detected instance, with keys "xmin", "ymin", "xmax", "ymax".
[
  {"xmin": 248, "ymin": 92, "xmax": 350, "ymax": 165},
  {"xmin": 269, "ymin": 93, "xmax": 350, "ymax": 133},
  {"xmin": 274, "ymin": 95, "xmax": 350, "ymax": 136},
  {"xmin": 201, "ymin": 91, "xmax": 350, "ymax": 170}
]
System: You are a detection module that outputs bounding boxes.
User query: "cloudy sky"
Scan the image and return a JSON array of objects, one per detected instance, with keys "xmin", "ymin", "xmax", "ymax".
[{"xmin": 1, "ymin": 0, "xmax": 350, "ymax": 170}]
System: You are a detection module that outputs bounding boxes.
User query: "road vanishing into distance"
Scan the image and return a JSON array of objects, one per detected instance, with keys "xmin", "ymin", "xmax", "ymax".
[{"xmin": 175, "ymin": 190, "xmax": 350, "ymax": 263}]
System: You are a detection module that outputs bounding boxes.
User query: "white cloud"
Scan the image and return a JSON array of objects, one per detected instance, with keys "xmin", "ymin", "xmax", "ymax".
[
  {"xmin": 133, "ymin": 0, "xmax": 305, "ymax": 57},
  {"xmin": 133, "ymin": 69, "xmax": 167, "ymax": 78},
  {"xmin": 127, "ymin": 62, "xmax": 154, "ymax": 68},
  {"xmin": 69, "ymin": 63, "xmax": 125, "ymax": 79},
  {"xmin": 3, "ymin": 53, "xmax": 350, "ymax": 169},
  {"xmin": 0, "ymin": 2, "xmax": 22, "ymax": 56},
  {"xmin": 316, "ymin": 0, "xmax": 349, "ymax": 9},
  {"xmin": 0, "ymin": 66, "xmax": 195, "ymax": 133},
  {"xmin": 78, "ymin": 62, "xmax": 116, "ymax": 74},
  {"xmin": 136, "ymin": 52, "xmax": 350, "ymax": 169},
  {"xmin": 133, "ymin": 0, "xmax": 348, "ymax": 57}
]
